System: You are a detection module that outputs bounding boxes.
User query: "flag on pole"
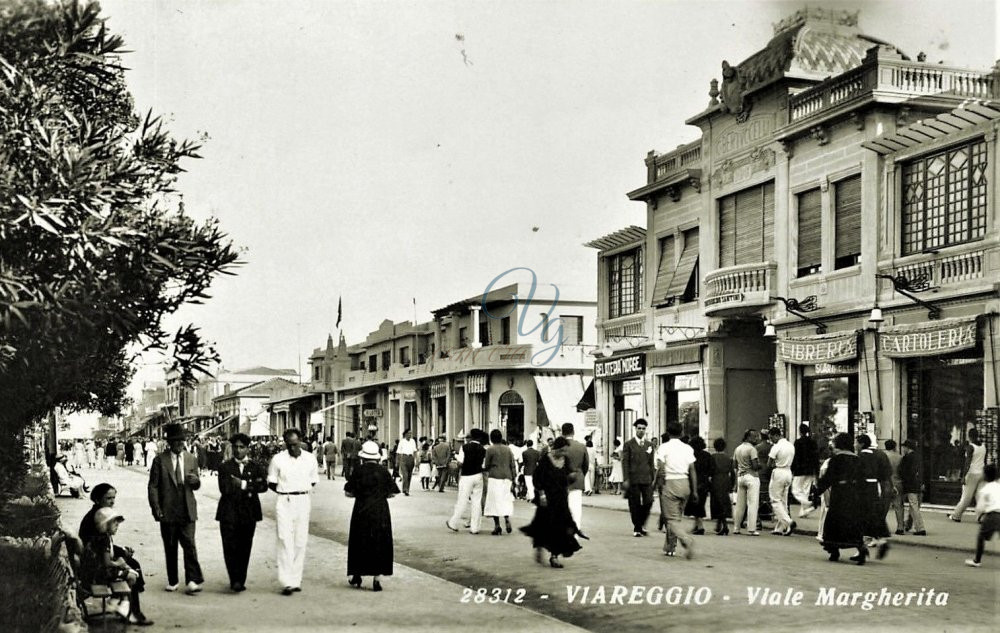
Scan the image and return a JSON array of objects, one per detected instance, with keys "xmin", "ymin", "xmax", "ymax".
[{"xmin": 336, "ymin": 296, "xmax": 342, "ymax": 329}]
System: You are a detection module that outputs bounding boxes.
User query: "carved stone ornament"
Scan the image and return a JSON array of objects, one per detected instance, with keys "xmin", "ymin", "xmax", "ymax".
[
  {"xmin": 897, "ymin": 107, "xmax": 911, "ymax": 127},
  {"xmin": 720, "ymin": 60, "xmax": 752, "ymax": 120},
  {"xmin": 709, "ymin": 79, "xmax": 720, "ymax": 106},
  {"xmin": 778, "ymin": 139, "xmax": 794, "ymax": 159},
  {"xmin": 810, "ymin": 125, "xmax": 829, "ymax": 145},
  {"xmin": 850, "ymin": 111, "xmax": 865, "ymax": 131},
  {"xmin": 689, "ymin": 176, "xmax": 702, "ymax": 193},
  {"xmin": 666, "ymin": 185, "xmax": 681, "ymax": 202},
  {"xmin": 711, "ymin": 147, "xmax": 776, "ymax": 188}
]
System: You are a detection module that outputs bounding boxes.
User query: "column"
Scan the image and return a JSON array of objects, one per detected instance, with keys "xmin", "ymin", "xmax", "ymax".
[{"xmin": 470, "ymin": 305, "xmax": 482, "ymax": 348}]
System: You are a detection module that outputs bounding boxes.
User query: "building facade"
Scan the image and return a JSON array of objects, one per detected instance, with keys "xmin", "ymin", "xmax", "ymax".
[
  {"xmin": 308, "ymin": 283, "xmax": 597, "ymax": 450},
  {"xmin": 590, "ymin": 8, "xmax": 1000, "ymax": 504}
]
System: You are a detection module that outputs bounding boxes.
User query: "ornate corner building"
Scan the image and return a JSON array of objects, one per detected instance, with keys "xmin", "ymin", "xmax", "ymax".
[{"xmin": 587, "ymin": 8, "xmax": 1000, "ymax": 505}]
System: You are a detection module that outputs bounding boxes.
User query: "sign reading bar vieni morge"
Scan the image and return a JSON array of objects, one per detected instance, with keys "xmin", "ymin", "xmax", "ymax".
[{"xmin": 595, "ymin": 353, "xmax": 646, "ymax": 379}]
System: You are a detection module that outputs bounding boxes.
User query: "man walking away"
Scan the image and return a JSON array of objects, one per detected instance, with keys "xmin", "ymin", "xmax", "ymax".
[
  {"xmin": 446, "ymin": 429, "xmax": 487, "ymax": 534},
  {"xmin": 267, "ymin": 428, "xmax": 319, "ymax": 595},
  {"xmin": 733, "ymin": 430, "xmax": 761, "ymax": 536},
  {"xmin": 340, "ymin": 432, "xmax": 357, "ymax": 479},
  {"xmin": 621, "ymin": 419, "xmax": 655, "ymax": 537},
  {"xmin": 767, "ymin": 426, "xmax": 796, "ymax": 535},
  {"xmin": 216, "ymin": 433, "xmax": 268, "ymax": 592},
  {"xmin": 655, "ymin": 421, "xmax": 697, "ymax": 558},
  {"xmin": 899, "ymin": 439, "xmax": 926, "ymax": 536},
  {"xmin": 322, "ymin": 436, "xmax": 338, "ymax": 481},
  {"xmin": 521, "ymin": 440, "xmax": 541, "ymax": 502},
  {"xmin": 561, "ymin": 423, "xmax": 589, "ymax": 534},
  {"xmin": 884, "ymin": 440, "xmax": 905, "ymax": 534},
  {"xmin": 148, "ymin": 424, "xmax": 205, "ymax": 594},
  {"xmin": 432, "ymin": 435, "xmax": 451, "ymax": 492},
  {"xmin": 791, "ymin": 423, "xmax": 819, "ymax": 517}
]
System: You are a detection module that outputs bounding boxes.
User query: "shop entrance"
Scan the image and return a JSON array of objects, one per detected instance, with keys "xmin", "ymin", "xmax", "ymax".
[
  {"xmin": 664, "ymin": 373, "xmax": 701, "ymax": 439},
  {"xmin": 499, "ymin": 390, "xmax": 524, "ymax": 443},
  {"xmin": 802, "ymin": 374, "xmax": 859, "ymax": 455},
  {"xmin": 906, "ymin": 358, "xmax": 984, "ymax": 505}
]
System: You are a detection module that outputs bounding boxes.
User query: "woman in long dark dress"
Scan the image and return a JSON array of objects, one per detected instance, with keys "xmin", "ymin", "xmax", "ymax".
[
  {"xmin": 345, "ymin": 440, "xmax": 399, "ymax": 591},
  {"xmin": 520, "ymin": 436, "xmax": 582, "ymax": 568},
  {"xmin": 684, "ymin": 436, "xmax": 713, "ymax": 534},
  {"xmin": 709, "ymin": 438, "xmax": 735, "ymax": 535},
  {"xmin": 812, "ymin": 433, "xmax": 867, "ymax": 565}
]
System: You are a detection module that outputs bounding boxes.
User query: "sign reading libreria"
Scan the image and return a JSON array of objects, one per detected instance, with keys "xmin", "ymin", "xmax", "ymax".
[
  {"xmin": 777, "ymin": 332, "xmax": 858, "ymax": 365},
  {"xmin": 595, "ymin": 354, "xmax": 646, "ymax": 379},
  {"xmin": 879, "ymin": 317, "xmax": 978, "ymax": 358}
]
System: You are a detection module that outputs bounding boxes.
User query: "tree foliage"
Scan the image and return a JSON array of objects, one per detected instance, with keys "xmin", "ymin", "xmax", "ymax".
[{"xmin": 0, "ymin": 0, "xmax": 241, "ymax": 438}]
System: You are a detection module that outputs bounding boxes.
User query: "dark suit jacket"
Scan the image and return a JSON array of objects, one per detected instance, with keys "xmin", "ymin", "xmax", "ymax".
[
  {"xmin": 148, "ymin": 450, "xmax": 201, "ymax": 523},
  {"xmin": 215, "ymin": 459, "xmax": 268, "ymax": 524},
  {"xmin": 622, "ymin": 438, "xmax": 655, "ymax": 485},
  {"xmin": 900, "ymin": 452, "xmax": 922, "ymax": 494},
  {"xmin": 563, "ymin": 439, "xmax": 589, "ymax": 491}
]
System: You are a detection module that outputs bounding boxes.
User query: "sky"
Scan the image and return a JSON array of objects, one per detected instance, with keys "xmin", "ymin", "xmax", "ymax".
[{"xmin": 97, "ymin": 0, "xmax": 998, "ymax": 392}]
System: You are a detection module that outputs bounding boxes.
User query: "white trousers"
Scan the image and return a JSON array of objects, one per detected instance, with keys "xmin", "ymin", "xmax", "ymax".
[
  {"xmin": 275, "ymin": 494, "xmax": 311, "ymax": 588},
  {"xmin": 524, "ymin": 475, "xmax": 534, "ymax": 500},
  {"xmin": 735, "ymin": 474, "xmax": 760, "ymax": 532},
  {"xmin": 568, "ymin": 489, "xmax": 583, "ymax": 529},
  {"xmin": 449, "ymin": 474, "xmax": 483, "ymax": 533},
  {"xmin": 769, "ymin": 468, "xmax": 793, "ymax": 532},
  {"xmin": 791, "ymin": 475, "xmax": 815, "ymax": 510}
]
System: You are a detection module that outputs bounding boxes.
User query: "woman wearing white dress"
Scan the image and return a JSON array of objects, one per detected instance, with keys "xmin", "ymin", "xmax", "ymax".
[{"xmin": 609, "ymin": 439, "xmax": 624, "ymax": 495}]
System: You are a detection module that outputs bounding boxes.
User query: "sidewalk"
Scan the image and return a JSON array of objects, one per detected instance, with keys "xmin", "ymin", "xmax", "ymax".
[
  {"xmin": 56, "ymin": 465, "xmax": 587, "ymax": 633},
  {"xmin": 580, "ymin": 489, "xmax": 996, "ymax": 555}
]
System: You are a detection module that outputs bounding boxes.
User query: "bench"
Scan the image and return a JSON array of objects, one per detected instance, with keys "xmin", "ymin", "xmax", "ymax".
[{"xmin": 63, "ymin": 532, "xmax": 131, "ymax": 628}]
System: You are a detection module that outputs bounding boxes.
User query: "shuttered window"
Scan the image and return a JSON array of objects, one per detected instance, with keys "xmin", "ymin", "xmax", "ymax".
[
  {"xmin": 718, "ymin": 182, "xmax": 775, "ymax": 267},
  {"xmin": 796, "ymin": 188, "xmax": 822, "ymax": 277},
  {"xmin": 834, "ymin": 174, "xmax": 862, "ymax": 268},
  {"xmin": 902, "ymin": 138, "xmax": 987, "ymax": 254},
  {"xmin": 559, "ymin": 315, "xmax": 584, "ymax": 345},
  {"xmin": 666, "ymin": 228, "xmax": 700, "ymax": 305},
  {"xmin": 651, "ymin": 235, "xmax": 675, "ymax": 306}
]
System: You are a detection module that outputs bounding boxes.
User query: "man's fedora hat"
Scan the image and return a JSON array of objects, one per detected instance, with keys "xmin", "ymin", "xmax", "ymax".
[{"xmin": 164, "ymin": 423, "xmax": 186, "ymax": 442}]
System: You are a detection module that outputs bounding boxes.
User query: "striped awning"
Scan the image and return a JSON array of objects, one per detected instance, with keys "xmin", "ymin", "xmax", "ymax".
[
  {"xmin": 584, "ymin": 226, "xmax": 646, "ymax": 251},
  {"xmin": 862, "ymin": 102, "xmax": 1000, "ymax": 155}
]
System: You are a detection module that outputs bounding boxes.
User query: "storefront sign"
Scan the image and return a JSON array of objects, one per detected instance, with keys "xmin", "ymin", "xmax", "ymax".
[
  {"xmin": 879, "ymin": 317, "xmax": 978, "ymax": 358},
  {"xmin": 362, "ymin": 408, "xmax": 383, "ymax": 419},
  {"xmin": 467, "ymin": 373, "xmax": 488, "ymax": 394},
  {"xmin": 430, "ymin": 383, "xmax": 447, "ymax": 398},
  {"xmin": 595, "ymin": 354, "xmax": 646, "ymax": 379},
  {"xmin": 813, "ymin": 362, "xmax": 858, "ymax": 376},
  {"xmin": 777, "ymin": 332, "xmax": 858, "ymax": 365},
  {"xmin": 671, "ymin": 373, "xmax": 700, "ymax": 391},
  {"xmin": 401, "ymin": 390, "xmax": 417, "ymax": 401},
  {"xmin": 620, "ymin": 379, "xmax": 643, "ymax": 395}
]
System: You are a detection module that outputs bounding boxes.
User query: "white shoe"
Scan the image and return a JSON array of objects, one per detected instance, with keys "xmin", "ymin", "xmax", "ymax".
[
  {"xmin": 185, "ymin": 581, "xmax": 203, "ymax": 594},
  {"xmin": 115, "ymin": 598, "xmax": 130, "ymax": 618},
  {"xmin": 965, "ymin": 559, "xmax": 982, "ymax": 568},
  {"xmin": 164, "ymin": 583, "xmax": 178, "ymax": 592}
]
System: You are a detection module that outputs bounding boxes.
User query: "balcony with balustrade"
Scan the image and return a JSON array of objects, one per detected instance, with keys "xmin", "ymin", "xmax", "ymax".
[
  {"xmin": 778, "ymin": 45, "xmax": 1000, "ymax": 140},
  {"xmin": 703, "ymin": 261, "xmax": 777, "ymax": 316},
  {"xmin": 876, "ymin": 239, "xmax": 1000, "ymax": 308},
  {"xmin": 628, "ymin": 140, "xmax": 703, "ymax": 203}
]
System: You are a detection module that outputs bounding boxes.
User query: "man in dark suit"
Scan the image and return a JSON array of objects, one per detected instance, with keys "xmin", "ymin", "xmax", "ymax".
[
  {"xmin": 622, "ymin": 418, "xmax": 655, "ymax": 536},
  {"xmin": 341, "ymin": 432, "xmax": 358, "ymax": 479},
  {"xmin": 216, "ymin": 433, "xmax": 269, "ymax": 592},
  {"xmin": 561, "ymin": 423, "xmax": 589, "ymax": 533},
  {"xmin": 148, "ymin": 423, "xmax": 205, "ymax": 594}
]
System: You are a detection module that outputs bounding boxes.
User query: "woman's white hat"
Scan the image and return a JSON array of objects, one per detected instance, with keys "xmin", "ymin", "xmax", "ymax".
[{"xmin": 94, "ymin": 506, "xmax": 125, "ymax": 533}]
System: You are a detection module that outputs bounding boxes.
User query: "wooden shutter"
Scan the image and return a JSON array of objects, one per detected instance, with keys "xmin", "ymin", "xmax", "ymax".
[
  {"xmin": 797, "ymin": 188, "xmax": 822, "ymax": 272},
  {"xmin": 666, "ymin": 229, "xmax": 699, "ymax": 300},
  {"xmin": 762, "ymin": 182, "xmax": 775, "ymax": 262},
  {"xmin": 734, "ymin": 186, "xmax": 763, "ymax": 265},
  {"xmin": 651, "ymin": 236, "xmax": 675, "ymax": 305},
  {"xmin": 719, "ymin": 195, "xmax": 736, "ymax": 268},
  {"xmin": 835, "ymin": 175, "xmax": 862, "ymax": 261}
]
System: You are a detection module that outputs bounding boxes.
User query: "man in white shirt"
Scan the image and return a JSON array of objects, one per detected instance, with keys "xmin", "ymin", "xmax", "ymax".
[
  {"xmin": 654, "ymin": 421, "xmax": 698, "ymax": 559},
  {"xmin": 396, "ymin": 428, "xmax": 418, "ymax": 496},
  {"xmin": 267, "ymin": 428, "xmax": 318, "ymax": 595},
  {"xmin": 767, "ymin": 426, "xmax": 796, "ymax": 536},
  {"xmin": 965, "ymin": 463, "xmax": 1000, "ymax": 568}
]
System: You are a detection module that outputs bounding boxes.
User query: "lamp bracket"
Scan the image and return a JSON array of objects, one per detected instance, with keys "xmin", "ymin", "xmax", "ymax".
[
  {"xmin": 875, "ymin": 273, "xmax": 941, "ymax": 320},
  {"xmin": 773, "ymin": 296, "xmax": 828, "ymax": 334}
]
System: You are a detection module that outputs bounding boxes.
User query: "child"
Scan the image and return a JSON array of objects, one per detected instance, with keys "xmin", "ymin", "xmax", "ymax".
[
  {"xmin": 82, "ymin": 507, "xmax": 153, "ymax": 625},
  {"xmin": 965, "ymin": 463, "xmax": 1000, "ymax": 568},
  {"xmin": 418, "ymin": 443, "xmax": 433, "ymax": 491}
]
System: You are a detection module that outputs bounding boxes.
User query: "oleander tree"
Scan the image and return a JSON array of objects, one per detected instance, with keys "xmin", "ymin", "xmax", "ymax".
[{"xmin": 0, "ymin": 0, "xmax": 240, "ymax": 490}]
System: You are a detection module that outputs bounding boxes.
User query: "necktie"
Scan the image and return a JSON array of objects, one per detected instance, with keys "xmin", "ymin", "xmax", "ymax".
[{"xmin": 175, "ymin": 453, "xmax": 183, "ymax": 485}]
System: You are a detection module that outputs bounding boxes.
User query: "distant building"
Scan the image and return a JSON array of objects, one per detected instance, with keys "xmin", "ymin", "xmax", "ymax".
[
  {"xmin": 212, "ymin": 377, "xmax": 300, "ymax": 438},
  {"xmin": 308, "ymin": 283, "xmax": 597, "ymax": 450}
]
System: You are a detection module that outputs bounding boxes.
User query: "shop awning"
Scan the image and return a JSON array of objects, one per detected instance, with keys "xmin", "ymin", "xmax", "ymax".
[
  {"xmin": 534, "ymin": 373, "xmax": 587, "ymax": 436},
  {"xmin": 662, "ymin": 232, "xmax": 699, "ymax": 304},
  {"xmin": 777, "ymin": 331, "xmax": 859, "ymax": 365},
  {"xmin": 575, "ymin": 378, "xmax": 595, "ymax": 412},
  {"xmin": 879, "ymin": 316, "xmax": 979, "ymax": 358}
]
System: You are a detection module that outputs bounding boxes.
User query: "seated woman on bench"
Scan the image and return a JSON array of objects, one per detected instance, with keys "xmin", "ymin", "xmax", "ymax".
[{"xmin": 52, "ymin": 454, "xmax": 86, "ymax": 497}]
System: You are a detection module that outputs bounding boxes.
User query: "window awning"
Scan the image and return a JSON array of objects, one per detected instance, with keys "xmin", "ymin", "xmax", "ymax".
[
  {"xmin": 862, "ymin": 102, "xmax": 1000, "ymax": 155},
  {"xmin": 534, "ymin": 373, "xmax": 587, "ymax": 436},
  {"xmin": 575, "ymin": 378, "xmax": 595, "ymax": 412},
  {"xmin": 583, "ymin": 226, "xmax": 646, "ymax": 252}
]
